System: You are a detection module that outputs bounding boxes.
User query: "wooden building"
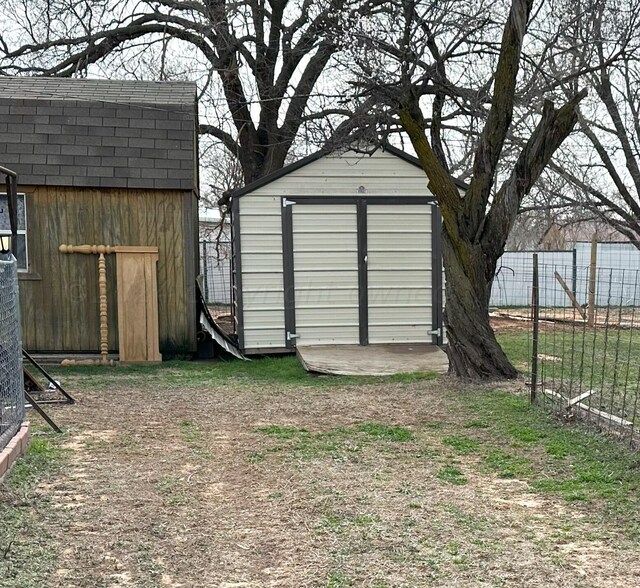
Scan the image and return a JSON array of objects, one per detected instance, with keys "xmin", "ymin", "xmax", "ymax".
[
  {"xmin": 231, "ymin": 145, "xmax": 461, "ymax": 355},
  {"xmin": 0, "ymin": 78, "xmax": 199, "ymax": 355}
]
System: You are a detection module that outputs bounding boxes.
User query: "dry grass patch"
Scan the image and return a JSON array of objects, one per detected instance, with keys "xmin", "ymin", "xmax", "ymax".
[{"xmin": 1, "ymin": 358, "xmax": 640, "ymax": 587}]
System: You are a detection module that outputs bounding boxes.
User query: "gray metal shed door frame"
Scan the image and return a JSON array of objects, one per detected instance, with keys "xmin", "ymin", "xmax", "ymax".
[{"xmin": 281, "ymin": 196, "xmax": 443, "ymax": 348}]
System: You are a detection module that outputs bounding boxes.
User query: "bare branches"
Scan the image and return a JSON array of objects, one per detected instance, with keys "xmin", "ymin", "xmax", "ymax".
[
  {"xmin": 1, "ymin": 0, "xmax": 366, "ymax": 186},
  {"xmin": 464, "ymin": 0, "xmax": 533, "ymax": 231}
]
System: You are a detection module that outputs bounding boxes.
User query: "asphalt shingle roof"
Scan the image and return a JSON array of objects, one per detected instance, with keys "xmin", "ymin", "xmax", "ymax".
[
  {"xmin": 0, "ymin": 77, "xmax": 198, "ymax": 192},
  {"xmin": 0, "ymin": 77, "xmax": 196, "ymax": 106}
]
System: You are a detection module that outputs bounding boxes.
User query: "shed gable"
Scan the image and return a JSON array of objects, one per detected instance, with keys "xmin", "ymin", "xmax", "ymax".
[{"xmin": 247, "ymin": 149, "xmax": 435, "ymax": 197}]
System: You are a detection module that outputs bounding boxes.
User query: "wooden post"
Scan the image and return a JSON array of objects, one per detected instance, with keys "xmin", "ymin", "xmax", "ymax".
[
  {"xmin": 98, "ymin": 253, "xmax": 109, "ymax": 364},
  {"xmin": 587, "ymin": 235, "xmax": 598, "ymax": 326},
  {"xmin": 531, "ymin": 253, "xmax": 540, "ymax": 403},
  {"xmin": 60, "ymin": 244, "xmax": 115, "ymax": 366}
]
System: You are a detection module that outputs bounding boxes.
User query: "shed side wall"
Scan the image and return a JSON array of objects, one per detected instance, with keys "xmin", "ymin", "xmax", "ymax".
[
  {"xmin": 238, "ymin": 195, "xmax": 285, "ymax": 350},
  {"xmin": 18, "ymin": 185, "xmax": 196, "ymax": 354}
]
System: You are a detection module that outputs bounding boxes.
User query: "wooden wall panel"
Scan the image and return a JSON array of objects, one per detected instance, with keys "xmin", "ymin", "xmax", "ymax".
[{"xmin": 18, "ymin": 186, "xmax": 197, "ymax": 354}]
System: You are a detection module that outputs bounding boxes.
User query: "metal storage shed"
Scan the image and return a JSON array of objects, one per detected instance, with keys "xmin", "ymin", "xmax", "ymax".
[{"xmin": 231, "ymin": 145, "xmax": 461, "ymax": 355}]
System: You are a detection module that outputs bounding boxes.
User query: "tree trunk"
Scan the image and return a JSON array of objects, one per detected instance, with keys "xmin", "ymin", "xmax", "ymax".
[{"xmin": 442, "ymin": 232, "xmax": 518, "ymax": 379}]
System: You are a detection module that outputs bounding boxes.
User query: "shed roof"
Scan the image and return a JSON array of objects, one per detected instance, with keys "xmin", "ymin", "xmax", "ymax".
[
  {"xmin": 230, "ymin": 142, "xmax": 468, "ymax": 198},
  {"xmin": 0, "ymin": 77, "xmax": 196, "ymax": 106},
  {"xmin": 0, "ymin": 77, "xmax": 198, "ymax": 192}
]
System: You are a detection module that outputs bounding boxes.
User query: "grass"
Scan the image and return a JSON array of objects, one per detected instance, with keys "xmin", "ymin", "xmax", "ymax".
[
  {"xmin": 255, "ymin": 422, "xmax": 414, "ymax": 462},
  {"xmin": 459, "ymin": 390, "xmax": 640, "ymax": 533},
  {"xmin": 9, "ymin": 360, "xmax": 640, "ymax": 585},
  {"xmin": 498, "ymin": 326, "xmax": 640, "ymax": 389},
  {"xmin": 442, "ymin": 435, "xmax": 480, "ymax": 454},
  {"xmin": 498, "ymin": 325, "xmax": 640, "ymax": 425},
  {"xmin": 436, "ymin": 465, "xmax": 468, "ymax": 485},
  {"xmin": 49, "ymin": 356, "xmax": 439, "ymax": 389},
  {"xmin": 0, "ymin": 434, "xmax": 64, "ymax": 587}
]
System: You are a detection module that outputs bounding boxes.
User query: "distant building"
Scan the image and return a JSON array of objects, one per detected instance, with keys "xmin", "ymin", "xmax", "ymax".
[{"xmin": 539, "ymin": 220, "xmax": 631, "ymax": 250}]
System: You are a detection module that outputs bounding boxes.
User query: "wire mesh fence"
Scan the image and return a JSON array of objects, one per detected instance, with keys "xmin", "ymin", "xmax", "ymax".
[
  {"xmin": 491, "ymin": 253, "xmax": 640, "ymax": 447},
  {"xmin": 200, "ymin": 239, "xmax": 232, "ymax": 318},
  {"xmin": 0, "ymin": 253, "xmax": 24, "ymax": 452}
]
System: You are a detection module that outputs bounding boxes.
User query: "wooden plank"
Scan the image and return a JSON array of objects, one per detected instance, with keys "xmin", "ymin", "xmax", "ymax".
[
  {"xmin": 116, "ymin": 250, "xmax": 161, "ymax": 363},
  {"xmin": 575, "ymin": 403, "xmax": 633, "ymax": 427},
  {"xmin": 554, "ymin": 271, "xmax": 586, "ymax": 319},
  {"xmin": 145, "ymin": 252, "xmax": 161, "ymax": 361},
  {"xmin": 543, "ymin": 388, "xmax": 632, "ymax": 427},
  {"xmin": 567, "ymin": 389, "xmax": 594, "ymax": 407},
  {"xmin": 296, "ymin": 343, "xmax": 449, "ymax": 376}
]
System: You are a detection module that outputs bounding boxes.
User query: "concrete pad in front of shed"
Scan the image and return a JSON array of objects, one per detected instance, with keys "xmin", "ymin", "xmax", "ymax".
[{"xmin": 296, "ymin": 343, "xmax": 449, "ymax": 376}]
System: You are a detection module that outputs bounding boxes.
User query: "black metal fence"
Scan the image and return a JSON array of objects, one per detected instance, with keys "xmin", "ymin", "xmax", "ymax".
[
  {"xmin": 200, "ymin": 240, "xmax": 232, "ymax": 317},
  {"xmin": 493, "ymin": 255, "xmax": 640, "ymax": 446},
  {"xmin": 0, "ymin": 254, "xmax": 24, "ymax": 452}
]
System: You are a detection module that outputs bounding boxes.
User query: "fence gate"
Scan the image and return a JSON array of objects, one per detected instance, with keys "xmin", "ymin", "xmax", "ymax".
[{"xmin": 0, "ymin": 254, "xmax": 24, "ymax": 452}]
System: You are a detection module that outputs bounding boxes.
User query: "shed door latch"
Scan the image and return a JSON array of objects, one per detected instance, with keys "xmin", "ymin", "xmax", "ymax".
[
  {"xmin": 430, "ymin": 328, "xmax": 441, "ymax": 337},
  {"xmin": 287, "ymin": 331, "xmax": 299, "ymax": 341},
  {"xmin": 282, "ymin": 198, "xmax": 296, "ymax": 207}
]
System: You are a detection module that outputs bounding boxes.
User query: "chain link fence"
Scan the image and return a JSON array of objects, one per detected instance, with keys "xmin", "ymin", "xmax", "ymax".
[
  {"xmin": 0, "ymin": 254, "xmax": 24, "ymax": 452},
  {"xmin": 200, "ymin": 240, "xmax": 233, "ymax": 335}
]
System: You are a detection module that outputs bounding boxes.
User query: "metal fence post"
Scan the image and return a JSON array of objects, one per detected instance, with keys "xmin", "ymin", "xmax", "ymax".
[
  {"xmin": 572, "ymin": 247, "xmax": 577, "ymax": 297},
  {"xmin": 202, "ymin": 241, "xmax": 209, "ymax": 303},
  {"xmin": 588, "ymin": 235, "xmax": 598, "ymax": 326},
  {"xmin": 531, "ymin": 253, "xmax": 539, "ymax": 404}
]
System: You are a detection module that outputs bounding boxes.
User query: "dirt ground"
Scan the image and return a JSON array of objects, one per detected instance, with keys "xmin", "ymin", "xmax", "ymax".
[{"xmin": 4, "ymin": 368, "xmax": 640, "ymax": 588}]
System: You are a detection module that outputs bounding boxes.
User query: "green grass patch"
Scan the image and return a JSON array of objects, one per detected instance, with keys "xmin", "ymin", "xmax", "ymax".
[
  {"xmin": 498, "ymin": 327, "xmax": 640, "ymax": 395},
  {"xmin": 0, "ymin": 434, "xmax": 64, "ymax": 586},
  {"xmin": 326, "ymin": 570, "xmax": 353, "ymax": 587},
  {"xmin": 442, "ymin": 435, "xmax": 480, "ymax": 454},
  {"xmin": 178, "ymin": 419, "xmax": 213, "ymax": 459},
  {"xmin": 355, "ymin": 423, "xmax": 414, "ymax": 442},
  {"xmin": 484, "ymin": 449, "xmax": 533, "ymax": 478},
  {"xmin": 463, "ymin": 419, "xmax": 490, "ymax": 429},
  {"xmin": 254, "ymin": 422, "xmax": 416, "ymax": 462},
  {"xmin": 458, "ymin": 389, "xmax": 640, "ymax": 534},
  {"xmin": 436, "ymin": 465, "xmax": 468, "ymax": 485},
  {"xmin": 4, "ymin": 438, "xmax": 62, "ymax": 490},
  {"xmin": 256, "ymin": 425, "xmax": 309, "ymax": 439},
  {"xmin": 48, "ymin": 356, "xmax": 439, "ymax": 390}
]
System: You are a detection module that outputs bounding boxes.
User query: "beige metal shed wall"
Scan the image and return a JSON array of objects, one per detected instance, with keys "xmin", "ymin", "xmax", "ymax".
[
  {"xmin": 249, "ymin": 150, "xmax": 434, "ymax": 197},
  {"xmin": 238, "ymin": 194, "xmax": 286, "ymax": 349},
  {"xmin": 238, "ymin": 148, "xmax": 438, "ymax": 353},
  {"xmin": 368, "ymin": 205, "xmax": 433, "ymax": 343}
]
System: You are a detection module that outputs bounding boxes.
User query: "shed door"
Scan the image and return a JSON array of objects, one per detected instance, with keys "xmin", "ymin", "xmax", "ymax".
[
  {"xmin": 367, "ymin": 204, "xmax": 433, "ymax": 343},
  {"xmin": 290, "ymin": 204, "xmax": 360, "ymax": 345}
]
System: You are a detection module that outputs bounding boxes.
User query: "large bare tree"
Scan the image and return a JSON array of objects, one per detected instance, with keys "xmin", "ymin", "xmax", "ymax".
[
  {"xmin": 349, "ymin": 0, "xmax": 588, "ymax": 378},
  {"xmin": 0, "ymin": 0, "xmax": 374, "ymax": 186}
]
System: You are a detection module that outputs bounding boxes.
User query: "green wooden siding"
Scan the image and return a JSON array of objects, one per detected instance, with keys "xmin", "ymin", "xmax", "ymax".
[{"xmin": 18, "ymin": 186, "xmax": 197, "ymax": 354}]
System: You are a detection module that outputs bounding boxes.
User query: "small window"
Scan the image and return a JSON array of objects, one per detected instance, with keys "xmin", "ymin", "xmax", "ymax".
[{"xmin": 0, "ymin": 193, "xmax": 28, "ymax": 271}]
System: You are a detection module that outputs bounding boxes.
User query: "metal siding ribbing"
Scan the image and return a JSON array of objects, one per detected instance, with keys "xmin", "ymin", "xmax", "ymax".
[
  {"xmin": 292, "ymin": 204, "xmax": 360, "ymax": 345},
  {"xmin": 367, "ymin": 205, "xmax": 433, "ymax": 343},
  {"xmin": 239, "ymin": 195, "xmax": 286, "ymax": 349}
]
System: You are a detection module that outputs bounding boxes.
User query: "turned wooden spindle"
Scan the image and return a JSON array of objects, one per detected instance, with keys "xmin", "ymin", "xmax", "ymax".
[
  {"xmin": 59, "ymin": 244, "xmax": 116, "ymax": 255},
  {"xmin": 98, "ymin": 253, "xmax": 109, "ymax": 363},
  {"xmin": 60, "ymin": 244, "xmax": 115, "ymax": 366}
]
